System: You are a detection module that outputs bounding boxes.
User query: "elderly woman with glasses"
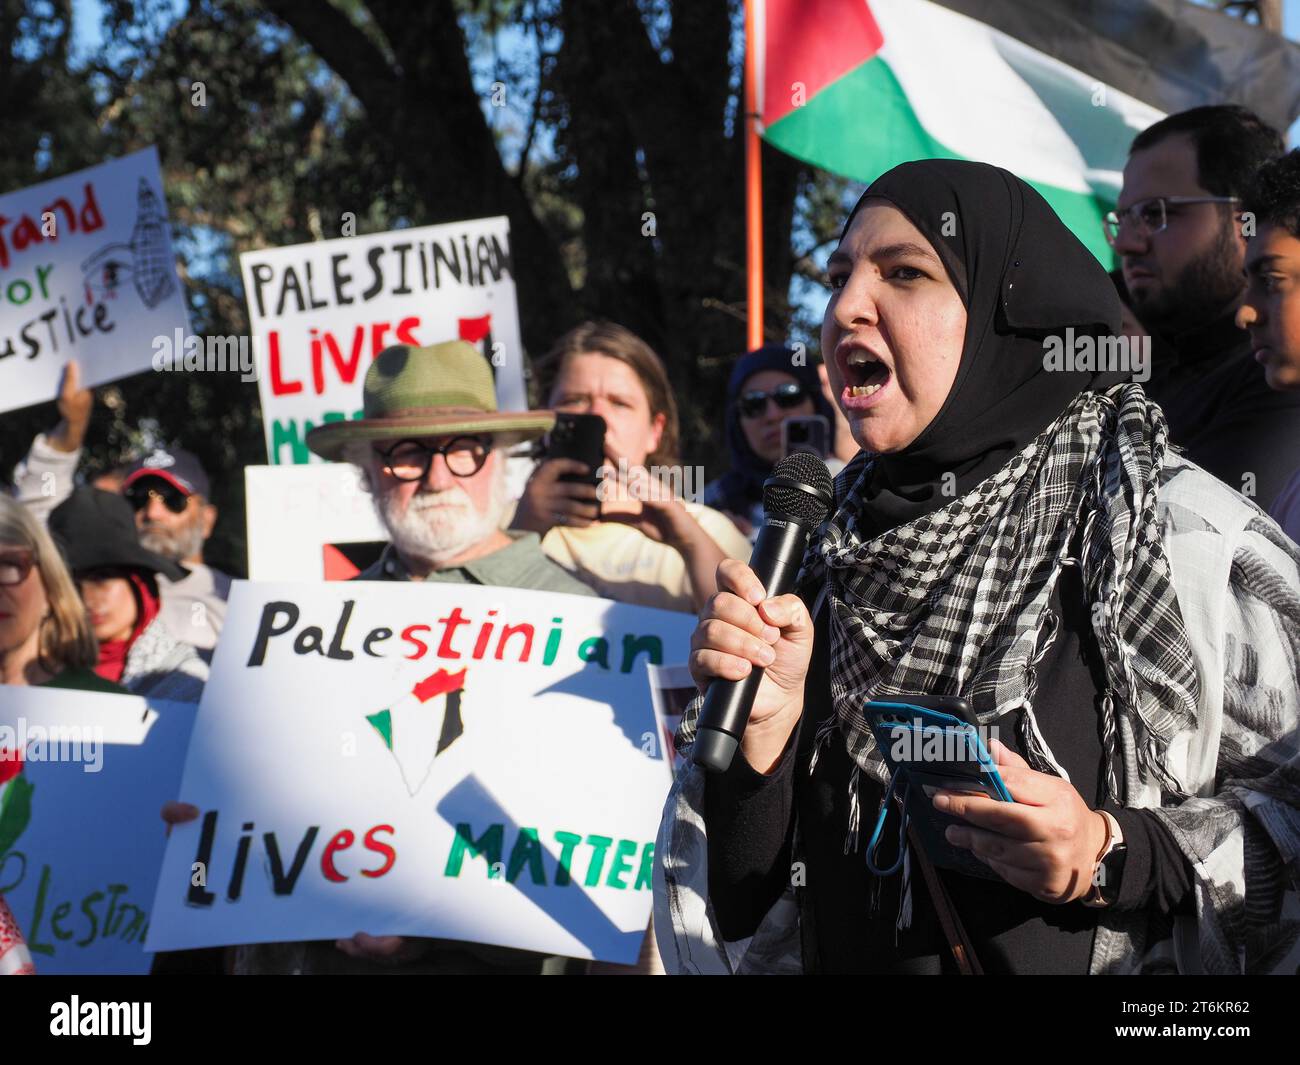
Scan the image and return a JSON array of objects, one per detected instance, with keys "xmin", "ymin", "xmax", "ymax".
[{"xmin": 0, "ymin": 495, "xmax": 119, "ymax": 692}]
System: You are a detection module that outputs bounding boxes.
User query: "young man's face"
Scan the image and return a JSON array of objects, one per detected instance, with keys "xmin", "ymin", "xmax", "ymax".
[
  {"xmin": 1115, "ymin": 134, "xmax": 1246, "ymax": 334},
  {"xmin": 1237, "ymin": 223, "xmax": 1300, "ymax": 391}
]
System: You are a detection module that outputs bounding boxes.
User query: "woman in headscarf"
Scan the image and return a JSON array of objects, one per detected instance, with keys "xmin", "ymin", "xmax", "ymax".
[
  {"xmin": 656, "ymin": 160, "xmax": 1300, "ymax": 975},
  {"xmin": 703, "ymin": 343, "xmax": 840, "ymax": 537}
]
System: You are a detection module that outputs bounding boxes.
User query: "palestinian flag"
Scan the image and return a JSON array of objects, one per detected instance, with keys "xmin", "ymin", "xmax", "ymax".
[
  {"xmin": 757, "ymin": 0, "xmax": 1300, "ymax": 262},
  {"xmin": 366, "ymin": 667, "xmax": 468, "ymax": 796}
]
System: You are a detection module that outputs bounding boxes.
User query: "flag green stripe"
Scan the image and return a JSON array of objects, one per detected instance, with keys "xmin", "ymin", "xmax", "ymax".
[
  {"xmin": 764, "ymin": 56, "xmax": 1116, "ymax": 264},
  {"xmin": 366, "ymin": 709, "xmax": 393, "ymax": 750}
]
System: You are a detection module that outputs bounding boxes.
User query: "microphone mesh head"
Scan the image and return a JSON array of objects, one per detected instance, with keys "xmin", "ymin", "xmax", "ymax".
[{"xmin": 763, "ymin": 452, "xmax": 833, "ymax": 525}]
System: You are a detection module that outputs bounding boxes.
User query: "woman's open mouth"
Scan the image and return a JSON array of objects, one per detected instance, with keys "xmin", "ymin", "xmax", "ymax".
[{"xmin": 839, "ymin": 346, "xmax": 892, "ymax": 409}]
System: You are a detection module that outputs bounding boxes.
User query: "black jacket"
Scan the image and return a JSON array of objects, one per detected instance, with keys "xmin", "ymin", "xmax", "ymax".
[
  {"xmin": 1146, "ymin": 310, "xmax": 1300, "ymax": 511},
  {"xmin": 703, "ymin": 564, "xmax": 1193, "ymax": 974}
]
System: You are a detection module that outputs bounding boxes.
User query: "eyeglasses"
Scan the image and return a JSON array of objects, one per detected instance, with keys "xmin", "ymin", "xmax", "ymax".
[
  {"xmin": 124, "ymin": 480, "xmax": 189, "ymax": 514},
  {"xmin": 737, "ymin": 382, "xmax": 808, "ymax": 419},
  {"xmin": 0, "ymin": 548, "xmax": 35, "ymax": 587},
  {"xmin": 376, "ymin": 437, "xmax": 492, "ymax": 481},
  {"xmin": 1103, "ymin": 196, "xmax": 1240, "ymax": 247}
]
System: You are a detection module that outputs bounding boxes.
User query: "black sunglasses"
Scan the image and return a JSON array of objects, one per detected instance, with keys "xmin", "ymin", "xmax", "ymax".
[
  {"xmin": 738, "ymin": 381, "xmax": 808, "ymax": 419},
  {"xmin": 376, "ymin": 436, "xmax": 492, "ymax": 481},
  {"xmin": 125, "ymin": 480, "xmax": 189, "ymax": 514}
]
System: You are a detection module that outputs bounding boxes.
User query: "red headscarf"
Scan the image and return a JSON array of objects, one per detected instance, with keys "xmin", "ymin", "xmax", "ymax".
[{"xmin": 93, "ymin": 571, "xmax": 160, "ymax": 684}]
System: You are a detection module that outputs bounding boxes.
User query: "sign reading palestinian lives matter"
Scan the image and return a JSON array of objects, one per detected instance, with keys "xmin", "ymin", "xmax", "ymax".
[
  {"xmin": 244, "ymin": 464, "xmax": 387, "ymax": 581},
  {"xmin": 0, "ymin": 687, "xmax": 197, "ymax": 975},
  {"xmin": 147, "ymin": 581, "xmax": 695, "ymax": 963},
  {"xmin": 241, "ymin": 216, "xmax": 526, "ymax": 466},
  {"xmin": 0, "ymin": 147, "xmax": 190, "ymax": 416}
]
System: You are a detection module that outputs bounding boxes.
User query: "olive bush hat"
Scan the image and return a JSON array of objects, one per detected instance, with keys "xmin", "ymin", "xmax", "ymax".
[{"xmin": 305, "ymin": 341, "xmax": 555, "ymax": 461}]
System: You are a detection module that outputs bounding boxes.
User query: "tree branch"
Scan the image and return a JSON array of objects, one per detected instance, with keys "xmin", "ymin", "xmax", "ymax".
[
  {"xmin": 514, "ymin": 11, "xmax": 547, "ymax": 182},
  {"xmin": 259, "ymin": 0, "xmax": 400, "ymax": 117}
]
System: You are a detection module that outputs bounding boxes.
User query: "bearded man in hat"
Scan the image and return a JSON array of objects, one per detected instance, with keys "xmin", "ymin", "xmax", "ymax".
[{"xmin": 307, "ymin": 340, "xmax": 595, "ymax": 597}]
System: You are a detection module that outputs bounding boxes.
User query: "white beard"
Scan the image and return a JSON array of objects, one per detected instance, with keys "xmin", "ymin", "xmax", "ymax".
[{"xmin": 376, "ymin": 465, "xmax": 510, "ymax": 567}]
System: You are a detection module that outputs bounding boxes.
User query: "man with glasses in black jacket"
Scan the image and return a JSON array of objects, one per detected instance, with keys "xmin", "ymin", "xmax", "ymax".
[{"xmin": 1110, "ymin": 105, "xmax": 1300, "ymax": 511}]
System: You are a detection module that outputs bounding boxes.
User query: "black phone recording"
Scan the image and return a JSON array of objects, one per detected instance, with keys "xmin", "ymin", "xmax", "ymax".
[{"xmin": 548, "ymin": 412, "xmax": 606, "ymax": 486}]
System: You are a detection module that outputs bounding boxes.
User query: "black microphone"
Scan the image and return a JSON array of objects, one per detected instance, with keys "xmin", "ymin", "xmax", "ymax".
[{"xmin": 692, "ymin": 451, "xmax": 833, "ymax": 773}]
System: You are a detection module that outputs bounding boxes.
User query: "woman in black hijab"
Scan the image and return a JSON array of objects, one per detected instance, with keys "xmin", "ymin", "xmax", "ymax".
[{"xmin": 659, "ymin": 159, "xmax": 1300, "ymax": 975}]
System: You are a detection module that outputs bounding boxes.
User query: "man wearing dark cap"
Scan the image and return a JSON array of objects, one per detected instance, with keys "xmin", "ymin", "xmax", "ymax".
[{"xmin": 120, "ymin": 446, "xmax": 231, "ymax": 662}]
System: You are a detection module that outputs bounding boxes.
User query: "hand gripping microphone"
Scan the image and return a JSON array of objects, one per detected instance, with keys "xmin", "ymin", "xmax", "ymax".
[{"xmin": 692, "ymin": 451, "xmax": 833, "ymax": 773}]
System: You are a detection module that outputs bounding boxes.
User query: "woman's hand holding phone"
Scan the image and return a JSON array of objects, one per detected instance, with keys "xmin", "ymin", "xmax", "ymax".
[
  {"xmin": 688, "ymin": 558, "xmax": 814, "ymax": 774},
  {"xmin": 511, "ymin": 457, "xmax": 601, "ymax": 535},
  {"xmin": 938, "ymin": 740, "xmax": 1110, "ymax": 904}
]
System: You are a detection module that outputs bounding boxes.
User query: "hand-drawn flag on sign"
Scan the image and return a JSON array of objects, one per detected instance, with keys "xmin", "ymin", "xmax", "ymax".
[
  {"xmin": 755, "ymin": 0, "xmax": 1300, "ymax": 262},
  {"xmin": 366, "ymin": 668, "xmax": 468, "ymax": 796}
]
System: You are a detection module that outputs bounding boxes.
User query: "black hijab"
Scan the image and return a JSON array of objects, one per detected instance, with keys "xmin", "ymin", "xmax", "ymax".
[{"xmin": 842, "ymin": 159, "xmax": 1126, "ymax": 537}]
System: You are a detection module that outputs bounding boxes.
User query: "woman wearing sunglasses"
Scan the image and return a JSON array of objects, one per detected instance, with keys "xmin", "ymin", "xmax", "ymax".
[
  {"xmin": 657, "ymin": 159, "xmax": 1300, "ymax": 976},
  {"xmin": 703, "ymin": 344, "xmax": 840, "ymax": 538},
  {"xmin": 0, "ymin": 495, "xmax": 117, "ymax": 692},
  {"xmin": 513, "ymin": 321, "xmax": 751, "ymax": 614},
  {"xmin": 47, "ymin": 488, "xmax": 206, "ymax": 703}
]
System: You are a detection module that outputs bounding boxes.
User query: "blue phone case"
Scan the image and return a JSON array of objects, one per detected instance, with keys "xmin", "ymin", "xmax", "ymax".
[{"xmin": 863, "ymin": 699, "xmax": 1014, "ymax": 881}]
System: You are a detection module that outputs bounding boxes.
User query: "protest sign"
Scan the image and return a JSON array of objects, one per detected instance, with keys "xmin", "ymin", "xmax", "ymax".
[
  {"xmin": 647, "ymin": 664, "xmax": 695, "ymax": 777},
  {"xmin": 0, "ymin": 147, "xmax": 189, "ymax": 415},
  {"xmin": 240, "ymin": 216, "xmax": 526, "ymax": 465},
  {"xmin": 245, "ymin": 463, "xmax": 387, "ymax": 581},
  {"xmin": 147, "ymin": 580, "xmax": 695, "ymax": 963},
  {"xmin": 0, "ymin": 687, "xmax": 197, "ymax": 974}
]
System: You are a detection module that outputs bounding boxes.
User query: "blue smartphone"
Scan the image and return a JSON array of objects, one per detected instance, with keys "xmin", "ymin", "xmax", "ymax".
[{"xmin": 863, "ymin": 696, "xmax": 1013, "ymax": 880}]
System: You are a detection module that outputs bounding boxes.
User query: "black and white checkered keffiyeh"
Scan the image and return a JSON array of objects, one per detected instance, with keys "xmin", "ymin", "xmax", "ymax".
[{"xmin": 800, "ymin": 384, "xmax": 1200, "ymax": 834}]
